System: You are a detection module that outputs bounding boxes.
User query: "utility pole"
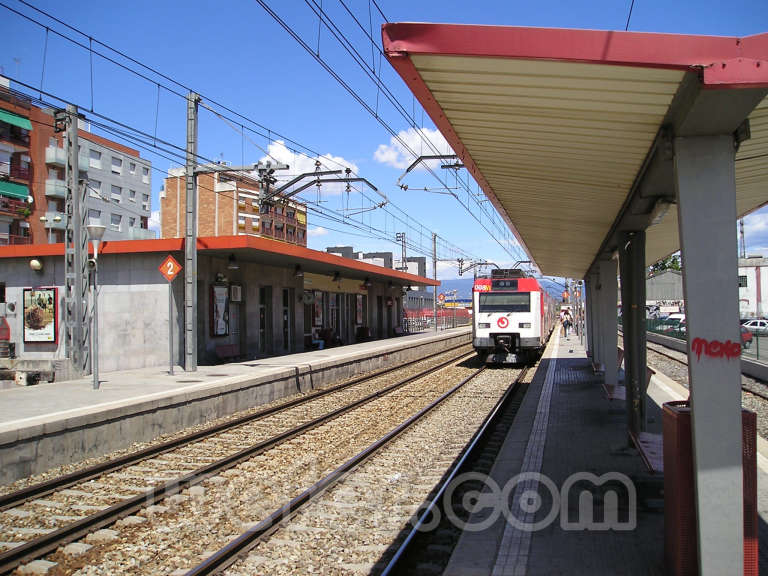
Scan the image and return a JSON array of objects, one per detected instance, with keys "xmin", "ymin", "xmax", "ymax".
[
  {"xmin": 740, "ymin": 219, "xmax": 746, "ymax": 259},
  {"xmin": 59, "ymin": 104, "xmax": 90, "ymax": 376},
  {"xmin": 185, "ymin": 92, "xmax": 200, "ymax": 372},
  {"xmin": 395, "ymin": 232, "xmax": 407, "ymax": 271},
  {"xmin": 432, "ymin": 233, "xmax": 437, "ymax": 333}
]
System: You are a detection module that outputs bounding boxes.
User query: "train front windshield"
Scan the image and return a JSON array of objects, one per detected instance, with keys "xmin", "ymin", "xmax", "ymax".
[{"xmin": 478, "ymin": 292, "xmax": 531, "ymax": 313}]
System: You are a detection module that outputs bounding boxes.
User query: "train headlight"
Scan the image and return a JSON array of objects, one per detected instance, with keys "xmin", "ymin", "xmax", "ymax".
[
  {"xmin": 479, "ymin": 323, "xmax": 491, "ymax": 329},
  {"xmin": 518, "ymin": 322, "xmax": 531, "ymax": 328}
]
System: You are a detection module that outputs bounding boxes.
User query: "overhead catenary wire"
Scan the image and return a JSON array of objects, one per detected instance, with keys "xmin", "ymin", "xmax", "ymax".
[{"xmin": 2, "ymin": 1, "xmax": 484, "ymax": 262}]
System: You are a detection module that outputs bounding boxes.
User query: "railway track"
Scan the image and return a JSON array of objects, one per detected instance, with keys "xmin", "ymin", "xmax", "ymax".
[
  {"xmin": 187, "ymin": 366, "xmax": 529, "ymax": 575},
  {"xmin": 645, "ymin": 341, "xmax": 768, "ymax": 402},
  {"xmin": 0, "ymin": 344, "xmax": 473, "ymax": 575}
]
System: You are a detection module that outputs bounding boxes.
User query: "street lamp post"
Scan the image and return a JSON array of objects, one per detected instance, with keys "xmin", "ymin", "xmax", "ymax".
[
  {"xmin": 86, "ymin": 224, "xmax": 106, "ymax": 390},
  {"xmin": 39, "ymin": 214, "xmax": 62, "ymax": 244}
]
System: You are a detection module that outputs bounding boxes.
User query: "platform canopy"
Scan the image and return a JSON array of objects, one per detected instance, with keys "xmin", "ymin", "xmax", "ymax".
[{"xmin": 383, "ymin": 24, "xmax": 768, "ymax": 278}]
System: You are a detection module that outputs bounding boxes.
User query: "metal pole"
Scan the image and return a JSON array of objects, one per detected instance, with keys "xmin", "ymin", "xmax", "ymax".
[
  {"xmin": 168, "ymin": 278, "xmax": 174, "ymax": 376},
  {"xmin": 92, "ymin": 262, "xmax": 99, "ymax": 390},
  {"xmin": 432, "ymin": 233, "xmax": 437, "ymax": 333},
  {"xmin": 184, "ymin": 92, "xmax": 200, "ymax": 372}
]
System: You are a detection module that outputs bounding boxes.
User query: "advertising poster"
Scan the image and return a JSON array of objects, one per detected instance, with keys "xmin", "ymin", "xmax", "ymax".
[
  {"xmin": 23, "ymin": 288, "xmax": 57, "ymax": 343},
  {"xmin": 356, "ymin": 294, "xmax": 363, "ymax": 325},
  {"xmin": 211, "ymin": 284, "xmax": 229, "ymax": 336},
  {"xmin": 313, "ymin": 291, "xmax": 323, "ymax": 327}
]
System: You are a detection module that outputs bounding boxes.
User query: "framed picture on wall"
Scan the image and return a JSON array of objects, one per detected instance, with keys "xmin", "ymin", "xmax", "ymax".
[
  {"xmin": 230, "ymin": 284, "xmax": 242, "ymax": 302},
  {"xmin": 23, "ymin": 287, "xmax": 57, "ymax": 343},
  {"xmin": 313, "ymin": 290, "xmax": 323, "ymax": 327},
  {"xmin": 211, "ymin": 284, "xmax": 229, "ymax": 337},
  {"xmin": 356, "ymin": 294, "xmax": 363, "ymax": 325}
]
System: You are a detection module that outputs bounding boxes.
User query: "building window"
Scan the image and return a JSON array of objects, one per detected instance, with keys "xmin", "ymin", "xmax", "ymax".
[
  {"xmin": 142, "ymin": 166, "xmax": 149, "ymax": 183},
  {"xmin": 110, "ymin": 213, "xmax": 122, "ymax": 230},
  {"xmin": 111, "ymin": 157, "xmax": 122, "ymax": 174},
  {"xmin": 142, "ymin": 193, "xmax": 149, "ymax": 211},
  {"xmin": 89, "ymin": 179, "xmax": 101, "ymax": 198},
  {"xmin": 88, "ymin": 209, "xmax": 101, "ymax": 225},
  {"xmin": 129, "ymin": 162, "xmax": 136, "ymax": 175},
  {"xmin": 89, "ymin": 149, "xmax": 102, "ymax": 169},
  {"xmin": 129, "ymin": 217, "xmax": 136, "ymax": 228},
  {"xmin": 129, "ymin": 189, "xmax": 136, "ymax": 202},
  {"xmin": 111, "ymin": 185, "xmax": 122, "ymax": 203},
  {"xmin": 739, "ymin": 275, "xmax": 748, "ymax": 288}
]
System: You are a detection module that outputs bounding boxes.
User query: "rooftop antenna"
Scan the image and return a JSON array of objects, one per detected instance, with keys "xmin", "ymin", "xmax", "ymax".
[{"xmin": 740, "ymin": 218, "xmax": 746, "ymax": 259}]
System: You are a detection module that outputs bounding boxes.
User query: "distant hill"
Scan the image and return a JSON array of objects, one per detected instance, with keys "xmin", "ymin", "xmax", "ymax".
[
  {"xmin": 435, "ymin": 277, "xmax": 475, "ymax": 299},
  {"xmin": 431, "ymin": 275, "xmax": 567, "ymax": 302}
]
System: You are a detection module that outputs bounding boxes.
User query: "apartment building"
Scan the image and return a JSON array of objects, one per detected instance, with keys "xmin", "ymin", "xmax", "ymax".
[
  {"xmin": 0, "ymin": 81, "xmax": 153, "ymax": 245},
  {"xmin": 161, "ymin": 166, "xmax": 307, "ymax": 246}
]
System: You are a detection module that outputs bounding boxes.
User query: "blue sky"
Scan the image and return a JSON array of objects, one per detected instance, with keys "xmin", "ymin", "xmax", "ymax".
[{"xmin": 2, "ymin": 0, "xmax": 767, "ymax": 279}]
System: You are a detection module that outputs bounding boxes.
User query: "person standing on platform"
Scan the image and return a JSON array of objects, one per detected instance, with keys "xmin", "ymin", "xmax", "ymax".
[{"xmin": 562, "ymin": 309, "xmax": 573, "ymax": 338}]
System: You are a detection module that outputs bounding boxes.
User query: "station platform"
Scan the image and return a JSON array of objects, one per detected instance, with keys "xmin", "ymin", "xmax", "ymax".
[
  {"xmin": 445, "ymin": 329, "xmax": 768, "ymax": 575},
  {"xmin": 0, "ymin": 328, "xmax": 471, "ymax": 485}
]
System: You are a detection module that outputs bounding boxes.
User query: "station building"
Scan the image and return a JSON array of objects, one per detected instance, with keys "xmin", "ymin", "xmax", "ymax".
[{"xmin": 0, "ymin": 235, "xmax": 437, "ymax": 379}]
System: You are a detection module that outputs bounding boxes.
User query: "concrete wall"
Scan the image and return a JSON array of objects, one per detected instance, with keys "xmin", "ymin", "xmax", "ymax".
[{"xmin": 0, "ymin": 251, "xmax": 183, "ymax": 373}]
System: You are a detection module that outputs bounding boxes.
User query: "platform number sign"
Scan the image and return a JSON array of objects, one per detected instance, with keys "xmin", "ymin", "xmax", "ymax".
[
  {"xmin": 497, "ymin": 317, "xmax": 509, "ymax": 329},
  {"xmin": 159, "ymin": 254, "xmax": 182, "ymax": 283}
]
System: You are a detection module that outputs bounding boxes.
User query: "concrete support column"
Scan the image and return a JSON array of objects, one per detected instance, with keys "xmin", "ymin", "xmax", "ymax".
[
  {"xmin": 619, "ymin": 230, "xmax": 648, "ymax": 436},
  {"xmin": 584, "ymin": 277, "xmax": 593, "ymax": 358},
  {"xmin": 675, "ymin": 134, "xmax": 743, "ymax": 575},
  {"xmin": 588, "ymin": 273, "xmax": 599, "ymax": 366},
  {"xmin": 598, "ymin": 259, "xmax": 618, "ymax": 386}
]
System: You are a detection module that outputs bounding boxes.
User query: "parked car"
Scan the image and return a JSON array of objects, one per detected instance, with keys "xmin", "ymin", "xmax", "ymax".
[
  {"xmin": 657, "ymin": 314, "xmax": 686, "ymax": 335},
  {"xmin": 742, "ymin": 318, "xmax": 768, "ymax": 335},
  {"xmin": 741, "ymin": 326, "xmax": 754, "ymax": 349}
]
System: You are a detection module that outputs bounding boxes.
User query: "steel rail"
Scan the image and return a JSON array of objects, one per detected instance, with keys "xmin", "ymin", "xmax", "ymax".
[
  {"xmin": 0, "ymin": 342, "xmax": 470, "ymax": 513},
  {"xmin": 380, "ymin": 366, "xmax": 529, "ymax": 575},
  {"xmin": 184, "ymin": 366, "xmax": 489, "ymax": 576},
  {"xmin": 0, "ymin": 349, "xmax": 473, "ymax": 575}
]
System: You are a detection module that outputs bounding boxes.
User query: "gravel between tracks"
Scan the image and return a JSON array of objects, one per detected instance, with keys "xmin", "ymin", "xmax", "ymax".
[
  {"xmin": 34, "ymin": 360, "xmax": 478, "ymax": 575},
  {"xmin": 223, "ymin": 367, "xmax": 519, "ymax": 576}
]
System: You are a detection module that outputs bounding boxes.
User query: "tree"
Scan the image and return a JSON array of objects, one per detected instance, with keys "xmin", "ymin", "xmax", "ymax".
[{"xmin": 649, "ymin": 254, "xmax": 681, "ymax": 275}]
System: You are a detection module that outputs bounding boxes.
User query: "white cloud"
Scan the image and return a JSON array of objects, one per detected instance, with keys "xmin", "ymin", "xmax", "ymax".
[
  {"xmin": 259, "ymin": 141, "xmax": 358, "ymax": 197},
  {"xmin": 373, "ymin": 127, "xmax": 454, "ymax": 170},
  {"xmin": 148, "ymin": 209, "xmax": 160, "ymax": 232},
  {"xmin": 307, "ymin": 226, "xmax": 329, "ymax": 237},
  {"xmin": 740, "ymin": 207, "xmax": 768, "ymax": 256}
]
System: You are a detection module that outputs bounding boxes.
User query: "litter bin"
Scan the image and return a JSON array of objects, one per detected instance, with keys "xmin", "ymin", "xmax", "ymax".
[{"xmin": 662, "ymin": 401, "xmax": 757, "ymax": 575}]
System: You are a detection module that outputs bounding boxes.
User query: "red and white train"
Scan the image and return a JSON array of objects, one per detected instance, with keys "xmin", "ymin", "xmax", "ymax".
[{"xmin": 472, "ymin": 269, "xmax": 558, "ymax": 364}]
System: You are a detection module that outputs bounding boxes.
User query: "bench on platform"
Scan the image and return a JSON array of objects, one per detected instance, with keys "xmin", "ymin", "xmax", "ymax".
[{"xmin": 631, "ymin": 431, "xmax": 664, "ymax": 474}]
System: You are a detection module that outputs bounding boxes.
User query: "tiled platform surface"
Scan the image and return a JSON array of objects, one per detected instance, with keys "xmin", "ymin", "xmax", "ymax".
[{"xmin": 446, "ymin": 332, "xmax": 668, "ymax": 575}]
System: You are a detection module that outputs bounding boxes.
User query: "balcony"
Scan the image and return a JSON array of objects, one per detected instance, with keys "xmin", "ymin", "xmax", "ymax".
[
  {"xmin": 127, "ymin": 227, "xmax": 155, "ymax": 240},
  {"xmin": 45, "ymin": 178, "xmax": 67, "ymax": 199},
  {"xmin": 0, "ymin": 195, "xmax": 27, "ymax": 219},
  {"xmin": 0, "ymin": 234, "xmax": 31, "ymax": 246},
  {"xmin": 9, "ymin": 163, "xmax": 30, "ymax": 180},
  {"xmin": 45, "ymin": 146, "xmax": 89, "ymax": 172}
]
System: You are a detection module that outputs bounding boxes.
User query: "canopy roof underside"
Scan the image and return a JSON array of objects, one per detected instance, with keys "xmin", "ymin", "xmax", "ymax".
[{"xmin": 383, "ymin": 24, "xmax": 768, "ymax": 278}]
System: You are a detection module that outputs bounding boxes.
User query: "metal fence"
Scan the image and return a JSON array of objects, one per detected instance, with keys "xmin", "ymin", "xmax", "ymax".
[{"xmin": 619, "ymin": 317, "xmax": 764, "ymax": 362}]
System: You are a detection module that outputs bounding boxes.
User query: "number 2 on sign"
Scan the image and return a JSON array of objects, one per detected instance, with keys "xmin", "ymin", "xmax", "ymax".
[{"xmin": 167, "ymin": 261, "xmax": 175, "ymax": 274}]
